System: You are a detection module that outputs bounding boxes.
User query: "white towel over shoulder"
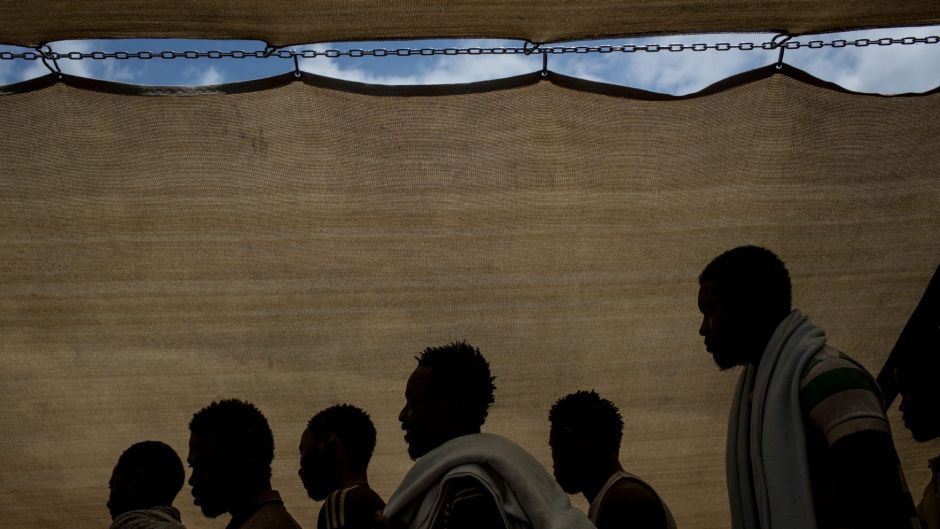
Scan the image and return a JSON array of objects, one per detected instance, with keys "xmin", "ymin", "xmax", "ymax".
[
  {"xmin": 727, "ymin": 309, "xmax": 826, "ymax": 529},
  {"xmin": 110, "ymin": 506, "xmax": 186, "ymax": 529},
  {"xmin": 384, "ymin": 433, "xmax": 595, "ymax": 529}
]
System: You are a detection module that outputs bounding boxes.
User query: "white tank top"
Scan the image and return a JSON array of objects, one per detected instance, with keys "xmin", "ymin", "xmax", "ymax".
[{"xmin": 588, "ymin": 471, "xmax": 677, "ymax": 529}]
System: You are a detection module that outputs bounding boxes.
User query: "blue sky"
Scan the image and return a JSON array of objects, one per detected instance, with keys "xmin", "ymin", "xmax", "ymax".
[{"xmin": 0, "ymin": 25, "xmax": 938, "ymax": 95}]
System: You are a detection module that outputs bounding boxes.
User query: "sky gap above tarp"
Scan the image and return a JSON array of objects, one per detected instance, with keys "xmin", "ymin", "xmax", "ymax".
[
  {"xmin": 2, "ymin": 1, "xmax": 940, "ymax": 47},
  {"xmin": 4, "ymin": 64, "xmax": 940, "ymax": 100},
  {"xmin": 3, "ymin": 28, "xmax": 939, "ymax": 95}
]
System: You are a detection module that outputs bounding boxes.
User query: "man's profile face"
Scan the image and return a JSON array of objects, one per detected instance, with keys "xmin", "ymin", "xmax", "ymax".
[
  {"xmin": 399, "ymin": 366, "xmax": 452, "ymax": 460},
  {"xmin": 548, "ymin": 426, "xmax": 583, "ymax": 494},
  {"xmin": 896, "ymin": 365, "xmax": 940, "ymax": 443},
  {"xmin": 698, "ymin": 280, "xmax": 755, "ymax": 370},
  {"xmin": 298, "ymin": 428, "xmax": 335, "ymax": 501},
  {"xmin": 188, "ymin": 433, "xmax": 234, "ymax": 518},
  {"xmin": 107, "ymin": 464, "xmax": 134, "ymax": 520}
]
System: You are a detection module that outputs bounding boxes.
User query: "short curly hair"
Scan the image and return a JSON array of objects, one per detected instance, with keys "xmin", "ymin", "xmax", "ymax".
[
  {"xmin": 307, "ymin": 404, "xmax": 377, "ymax": 472},
  {"xmin": 417, "ymin": 341, "xmax": 496, "ymax": 428},
  {"xmin": 116, "ymin": 440, "xmax": 185, "ymax": 506},
  {"xmin": 700, "ymin": 245, "xmax": 792, "ymax": 321},
  {"xmin": 189, "ymin": 399, "xmax": 274, "ymax": 479},
  {"xmin": 549, "ymin": 390, "xmax": 623, "ymax": 453}
]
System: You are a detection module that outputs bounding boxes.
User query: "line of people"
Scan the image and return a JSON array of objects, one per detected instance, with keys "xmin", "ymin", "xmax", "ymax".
[
  {"xmin": 105, "ymin": 246, "xmax": 940, "ymax": 529},
  {"xmin": 107, "ymin": 347, "xmax": 645, "ymax": 529}
]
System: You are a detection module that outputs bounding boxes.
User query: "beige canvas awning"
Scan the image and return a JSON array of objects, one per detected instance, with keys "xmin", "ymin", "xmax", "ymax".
[{"xmin": 1, "ymin": 67, "xmax": 938, "ymax": 528}]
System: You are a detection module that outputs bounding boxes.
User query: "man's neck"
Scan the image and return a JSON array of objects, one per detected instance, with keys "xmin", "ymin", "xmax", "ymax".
[
  {"xmin": 746, "ymin": 331, "xmax": 778, "ymax": 368},
  {"xmin": 227, "ymin": 482, "xmax": 274, "ymax": 523},
  {"xmin": 582, "ymin": 461, "xmax": 624, "ymax": 505},
  {"xmin": 336, "ymin": 468, "xmax": 369, "ymax": 491},
  {"xmin": 440, "ymin": 426, "xmax": 482, "ymax": 447}
]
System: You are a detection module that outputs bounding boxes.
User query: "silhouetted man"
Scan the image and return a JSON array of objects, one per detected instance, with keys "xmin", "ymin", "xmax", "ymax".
[
  {"xmin": 549, "ymin": 390, "xmax": 675, "ymax": 529},
  {"xmin": 108, "ymin": 440, "xmax": 187, "ymax": 529},
  {"xmin": 188, "ymin": 399, "xmax": 303, "ymax": 529},
  {"xmin": 897, "ymin": 346, "xmax": 940, "ymax": 529},
  {"xmin": 384, "ymin": 341, "xmax": 593, "ymax": 529},
  {"xmin": 299, "ymin": 404, "xmax": 385, "ymax": 529},
  {"xmin": 698, "ymin": 245, "xmax": 919, "ymax": 529}
]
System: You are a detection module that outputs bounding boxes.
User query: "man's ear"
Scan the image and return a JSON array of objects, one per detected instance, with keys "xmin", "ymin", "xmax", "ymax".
[
  {"xmin": 575, "ymin": 435, "xmax": 595, "ymax": 453},
  {"xmin": 324, "ymin": 432, "xmax": 339, "ymax": 453},
  {"xmin": 126, "ymin": 467, "xmax": 145, "ymax": 498}
]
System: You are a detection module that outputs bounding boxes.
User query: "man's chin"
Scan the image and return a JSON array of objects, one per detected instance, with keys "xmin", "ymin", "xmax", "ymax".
[
  {"xmin": 405, "ymin": 434, "xmax": 429, "ymax": 460},
  {"xmin": 197, "ymin": 502, "xmax": 227, "ymax": 518},
  {"xmin": 305, "ymin": 488, "xmax": 328, "ymax": 502},
  {"xmin": 202, "ymin": 509, "xmax": 226, "ymax": 519},
  {"xmin": 406, "ymin": 445, "xmax": 424, "ymax": 461},
  {"xmin": 711, "ymin": 350, "xmax": 745, "ymax": 371},
  {"xmin": 908, "ymin": 424, "xmax": 940, "ymax": 443},
  {"xmin": 554, "ymin": 477, "xmax": 579, "ymax": 495}
]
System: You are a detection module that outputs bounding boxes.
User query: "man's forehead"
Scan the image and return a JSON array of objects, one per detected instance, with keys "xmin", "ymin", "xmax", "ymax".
[
  {"xmin": 300, "ymin": 427, "xmax": 314, "ymax": 444},
  {"xmin": 698, "ymin": 280, "xmax": 717, "ymax": 296},
  {"xmin": 699, "ymin": 280, "xmax": 731, "ymax": 305},
  {"xmin": 407, "ymin": 366, "xmax": 435, "ymax": 392},
  {"xmin": 189, "ymin": 432, "xmax": 224, "ymax": 460},
  {"xmin": 299, "ymin": 428, "xmax": 325, "ymax": 451},
  {"xmin": 550, "ymin": 423, "xmax": 576, "ymax": 437}
]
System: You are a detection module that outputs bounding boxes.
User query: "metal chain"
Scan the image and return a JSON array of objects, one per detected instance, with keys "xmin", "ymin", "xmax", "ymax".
[{"xmin": 1, "ymin": 35, "xmax": 938, "ymax": 61}]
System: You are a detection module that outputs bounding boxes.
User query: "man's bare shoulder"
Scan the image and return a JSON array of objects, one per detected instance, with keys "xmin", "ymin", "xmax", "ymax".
[{"xmin": 597, "ymin": 478, "xmax": 667, "ymax": 529}]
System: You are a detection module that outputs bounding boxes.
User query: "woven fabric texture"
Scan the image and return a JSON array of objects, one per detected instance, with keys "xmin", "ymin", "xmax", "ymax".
[
  {"xmin": 1, "ymin": 77, "xmax": 938, "ymax": 529},
  {"xmin": 2, "ymin": 1, "xmax": 940, "ymax": 46}
]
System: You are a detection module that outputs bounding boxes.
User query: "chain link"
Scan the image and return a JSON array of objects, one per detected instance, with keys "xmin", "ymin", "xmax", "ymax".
[{"xmin": 1, "ymin": 35, "xmax": 937, "ymax": 61}]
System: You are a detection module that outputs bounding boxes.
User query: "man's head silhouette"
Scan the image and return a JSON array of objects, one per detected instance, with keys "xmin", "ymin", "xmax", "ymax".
[
  {"xmin": 698, "ymin": 245, "xmax": 792, "ymax": 369},
  {"xmin": 187, "ymin": 399, "xmax": 274, "ymax": 518},
  {"xmin": 108, "ymin": 441, "xmax": 185, "ymax": 520},
  {"xmin": 299, "ymin": 404, "xmax": 377, "ymax": 501},
  {"xmin": 896, "ymin": 349, "xmax": 940, "ymax": 442},
  {"xmin": 548, "ymin": 390, "xmax": 623, "ymax": 494},
  {"xmin": 398, "ymin": 341, "xmax": 496, "ymax": 460}
]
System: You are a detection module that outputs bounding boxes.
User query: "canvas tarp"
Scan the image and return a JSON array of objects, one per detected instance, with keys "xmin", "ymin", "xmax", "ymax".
[
  {"xmin": 2, "ymin": 1, "xmax": 940, "ymax": 46},
  {"xmin": 1, "ymin": 70, "xmax": 938, "ymax": 529}
]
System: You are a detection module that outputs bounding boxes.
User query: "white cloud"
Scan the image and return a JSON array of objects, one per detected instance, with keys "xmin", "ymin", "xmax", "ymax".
[
  {"xmin": 300, "ymin": 55, "xmax": 423, "ymax": 85},
  {"xmin": 100, "ymin": 58, "xmax": 140, "ymax": 83},
  {"xmin": 21, "ymin": 60, "xmax": 49, "ymax": 80},
  {"xmin": 189, "ymin": 65, "xmax": 226, "ymax": 86},
  {"xmin": 553, "ymin": 35, "xmax": 773, "ymax": 95},
  {"xmin": 50, "ymin": 40, "xmax": 140, "ymax": 83},
  {"xmin": 0, "ymin": 59, "xmax": 50, "ymax": 86},
  {"xmin": 788, "ymin": 36, "xmax": 940, "ymax": 94},
  {"xmin": 0, "ymin": 44, "xmax": 76, "ymax": 86},
  {"xmin": 54, "ymin": 41, "xmax": 101, "ymax": 79},
  {"xmin": 553, "ymin": 29, "xmax": 940, "ymax": 95}
]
